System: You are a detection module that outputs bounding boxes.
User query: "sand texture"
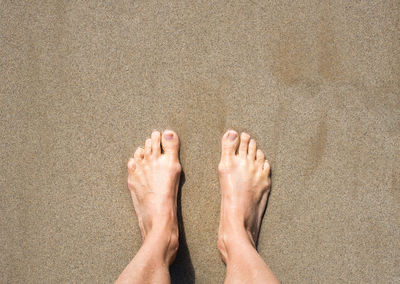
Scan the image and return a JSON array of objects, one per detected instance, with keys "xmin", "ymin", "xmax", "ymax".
[{"xmin": 1, "ymin": 1, "xmax": 399, "ymax": 283}]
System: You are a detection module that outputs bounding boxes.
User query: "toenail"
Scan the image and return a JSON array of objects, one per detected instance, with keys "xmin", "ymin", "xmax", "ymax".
[
  {"xmin": 165, "ymin": 133, "xmax": 174, "ymax": 140},
  {"xmin": 228, "ymin": 131, "xmax": 237, "ymax": 140}
]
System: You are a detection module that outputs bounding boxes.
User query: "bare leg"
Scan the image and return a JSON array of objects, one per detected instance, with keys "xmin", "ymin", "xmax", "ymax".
[
  {"xmin": 218, "ymin": 130, "xmax": 280, "ymax": 284},
  {"xmin": 116, "ymin": 130, "xmax": 181, "ymax": 284}
]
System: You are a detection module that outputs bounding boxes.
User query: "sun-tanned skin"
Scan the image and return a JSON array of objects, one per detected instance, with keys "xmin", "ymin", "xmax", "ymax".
[
  {"xmin": 116, "ymin": 130, "xmax": 181, "ymax": 284},
  {"xmin": 116, "ymin": 129, "xmax": 279, "ymax": 284},
  {"xmin": 218, "ymin": 130, "xmax": 280, "ymax": 284}
]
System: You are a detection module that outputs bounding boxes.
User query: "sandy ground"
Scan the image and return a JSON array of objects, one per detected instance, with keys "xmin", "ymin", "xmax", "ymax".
[{"xmin": 1, "ymin": 1, "xmax": 399, "ymax": 283}]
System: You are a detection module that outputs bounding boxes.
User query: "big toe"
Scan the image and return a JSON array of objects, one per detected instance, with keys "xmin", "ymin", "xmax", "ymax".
[
  {"xmin": 161, "ymin": 130, "xmax": 180, "ymax": 157},
  {"xmin": 221, "ymin": 130, "xmax": 239, "ymax": 160}
]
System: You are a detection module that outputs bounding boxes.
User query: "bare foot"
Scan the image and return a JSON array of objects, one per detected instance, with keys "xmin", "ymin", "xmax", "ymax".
[
  {"xmin": 127, "ymin": 130, "xmax": 182, "ymax": 265},
  {"xmin": 217, "ymin": 130, "xmax": 271, "ymax": 262}
]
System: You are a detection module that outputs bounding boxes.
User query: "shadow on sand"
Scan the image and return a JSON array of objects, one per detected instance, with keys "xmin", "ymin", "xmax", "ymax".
[{"xmin": 169, "ymin": 171, "xmax": 195, "ymax": 284}]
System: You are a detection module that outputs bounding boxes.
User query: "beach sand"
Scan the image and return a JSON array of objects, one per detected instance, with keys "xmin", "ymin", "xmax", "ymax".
[{"xmin": 1, "ymin": 1, "xmax": 399, "ymax": 283}]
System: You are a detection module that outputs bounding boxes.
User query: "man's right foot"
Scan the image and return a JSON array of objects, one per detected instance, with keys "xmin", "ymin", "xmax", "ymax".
[
  {"xmin": 126, "ymin": 130, "xmax": 182, "ymax": 265},
  {"xmin": 217, "ymin": 130, "xmax": 271, "ymax": 262}
]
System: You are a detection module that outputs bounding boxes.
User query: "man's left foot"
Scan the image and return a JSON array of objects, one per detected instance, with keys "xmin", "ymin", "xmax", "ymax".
[{"xmin": 127, "ymin": 130, "xmax": 182, "ymax": 264}]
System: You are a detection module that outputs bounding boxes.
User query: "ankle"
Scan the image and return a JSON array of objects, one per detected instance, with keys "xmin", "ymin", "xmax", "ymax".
[
  {"xmin": 218, "ymin": 228, "xmax": 254, "ymax": 249},
  {"xmin": 143, "ymin": 221, "xmax": 179, "ymax": 264},
  {"xmin": 218, "ymin": 225, "xmax": 255, "ymax": 262}
]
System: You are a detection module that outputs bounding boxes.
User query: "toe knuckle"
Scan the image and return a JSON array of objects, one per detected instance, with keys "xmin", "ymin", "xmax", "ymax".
[
  {"xmin": 169, "ymin": 161, "xmax": 182, "ymax": 174},
  {"xmin": 174, "ymin": 163, "xmax": 182, "ymax": 174},
  {"xmin": 218, "ymin": 163, "xmax": 229, "ymax": 174},
  {"xmin": 127, "ymin": 179, "xmax": 135, "ymax": 188}
]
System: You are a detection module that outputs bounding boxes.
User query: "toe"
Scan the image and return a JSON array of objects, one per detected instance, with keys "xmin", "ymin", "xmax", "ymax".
[
  {"xmin": 144, "ymin": 138, "xmax": 152, "ymax": 159},
  {"xmin": 256, "ymin": 149, "xmax": 265, "ymax": 167},
  {"xmin": 151, "ymin": 131, "xmax": 161, "ymax": 157},
  {"xmin": 248, "ymin": 139, "xmax": 256, "ymax": 160},
  {"xmin": 221, "ymin": 130, "xmax": 239, "ymax": 160},
  {"xmin": 127, "ymin": 158, "xmax": 135, "ymax": 173},
  {"xmin": 134, "ymin": 147, "xmax": 144, "ymax": 161},
  {"xmin": 263, "ymin": 160, "xmax": 271, "ymax": 173},
  {"xmin": 161, "ymin": 130, "xmax": 180, "ymax": 158},
  {"xmin": 239, "ymin": 132, "xmax": 250, "ymax": 158}
]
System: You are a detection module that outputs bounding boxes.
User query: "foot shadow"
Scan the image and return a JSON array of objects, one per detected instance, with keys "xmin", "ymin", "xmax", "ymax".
[
  {"xmin": 255, "ymin": 167, "xmax": 273, "ymax": 249},
  {"xmin": 169, "ymin": 170, "xmax": 195, "ymax": 284}
]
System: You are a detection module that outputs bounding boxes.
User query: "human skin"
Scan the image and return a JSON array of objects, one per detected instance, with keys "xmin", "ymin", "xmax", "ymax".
[
  {"xmin": 116, "ymin": 129, "xmax": 279, "ymax": 284},
  {"xmin": 217, "ymin": 130, "xmax": 280, "ymax": 284},
  {"xmin": 115, "ymin": 130, "xmax": 181, "ymax": 284}
]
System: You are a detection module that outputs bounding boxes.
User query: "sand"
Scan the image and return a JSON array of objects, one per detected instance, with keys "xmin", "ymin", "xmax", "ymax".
[{"xmin": 1, "ymin": 1, "xmax": 399, "ymax": 283}]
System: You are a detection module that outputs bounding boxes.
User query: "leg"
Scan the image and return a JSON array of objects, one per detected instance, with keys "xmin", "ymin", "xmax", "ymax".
[
  {"xmin": 218, "ymin": 130, "xmax": 280, "ymax": 284},
  {"xmin": 116, "ymin": 130, "xmax": 182, "ymax": 284}
]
